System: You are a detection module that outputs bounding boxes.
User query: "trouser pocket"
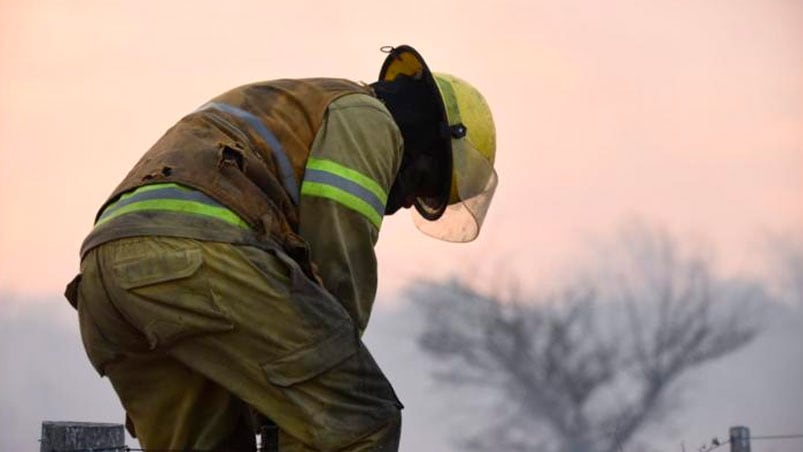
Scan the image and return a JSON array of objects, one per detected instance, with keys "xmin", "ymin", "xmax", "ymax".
[
  {"xmin": 109, "ymin": 240, "xmax": 235, "ymax": 349},
  {"xmin": 261, "ymin": 323, "xmax": 357, "ymax": 387},
  {"xmin": 260, "ymin": 323, "xmax": 402, "ymax": 450}
]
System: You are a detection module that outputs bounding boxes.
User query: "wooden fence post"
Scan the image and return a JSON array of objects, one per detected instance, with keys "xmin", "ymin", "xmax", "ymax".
[
  {"xmin": 40, "ymin": 421, "xmax": 125, "ymax": 452},
  {"xmin": 729, "ymin": 426, "xmax": 751, "ymax": 452}
]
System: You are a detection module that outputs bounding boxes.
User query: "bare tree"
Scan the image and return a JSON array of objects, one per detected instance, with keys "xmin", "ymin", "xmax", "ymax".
[{"xmin": 410, "ymin": 224, "xmax": 764, "ymax": 452}]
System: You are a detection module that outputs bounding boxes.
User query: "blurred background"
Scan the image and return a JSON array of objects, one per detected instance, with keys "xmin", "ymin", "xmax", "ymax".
[{"xmin": 1, "ymin": 1, "xmax": 800, "ymax": 450}]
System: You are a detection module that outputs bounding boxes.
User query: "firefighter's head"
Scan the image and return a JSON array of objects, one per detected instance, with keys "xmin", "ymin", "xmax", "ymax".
[{"xmin": 373, "ymin": 45, "xmax": 497, "ymax": 242}]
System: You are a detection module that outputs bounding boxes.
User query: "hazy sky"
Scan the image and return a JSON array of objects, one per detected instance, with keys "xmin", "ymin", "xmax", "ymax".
[
  {"xmin": 0, "ymin": 3, "xmax": 801, "ymax": 451},
  {"xmin": 0, "ymin": 0, "xmax": 801, "ymax": 299}
]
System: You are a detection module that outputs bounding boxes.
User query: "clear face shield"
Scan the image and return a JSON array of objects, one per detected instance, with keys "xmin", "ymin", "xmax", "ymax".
[{"xmin": 412, "ymin": 135, "xmax": 498, "ymax": 242}]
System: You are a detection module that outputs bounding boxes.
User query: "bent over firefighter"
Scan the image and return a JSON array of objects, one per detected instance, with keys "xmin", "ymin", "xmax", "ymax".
[{"xmin": 66, "ymin": 45, "xmax": 498, "ymax": 451}]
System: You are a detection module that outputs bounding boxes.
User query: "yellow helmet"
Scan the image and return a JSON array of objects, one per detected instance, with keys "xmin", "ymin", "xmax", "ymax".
[{"xmin": 379, "ymin": 45, "xmax": 498, "ymax": 242}]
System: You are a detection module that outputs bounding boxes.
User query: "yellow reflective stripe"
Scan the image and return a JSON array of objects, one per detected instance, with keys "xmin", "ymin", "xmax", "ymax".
[
  {"xmin": 305, "ymin": 158, "xmax": 387, "ymax": 204},
  {"xmin": 95, "ymin": 199, "xmax": 249, "ymax": 228},
  {"xmin": 301, "ymin": 181, "xmax": 383, "ymax": 228}
]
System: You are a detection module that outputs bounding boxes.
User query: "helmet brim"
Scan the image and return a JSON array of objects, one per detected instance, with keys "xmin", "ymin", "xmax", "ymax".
[{"xmin": 378, "ymin": 45, "xmax": 452, "ymax": 221}]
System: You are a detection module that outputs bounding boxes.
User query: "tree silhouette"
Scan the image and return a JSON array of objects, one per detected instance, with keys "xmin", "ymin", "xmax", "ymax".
[{"xmin": 411, "ymin": 224, "xmax": 764, "ymax": 452}]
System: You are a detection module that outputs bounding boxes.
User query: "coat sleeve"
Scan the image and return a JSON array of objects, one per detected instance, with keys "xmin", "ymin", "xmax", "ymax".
[{"xmin": 298, "ymin": 93, "xmax": 403, "ymax": 333}]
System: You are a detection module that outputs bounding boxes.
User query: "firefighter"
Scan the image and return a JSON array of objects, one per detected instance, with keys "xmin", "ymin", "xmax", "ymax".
[{"xmin": 66, "ymin": 45, "xmax": 497, "ymax": 451}]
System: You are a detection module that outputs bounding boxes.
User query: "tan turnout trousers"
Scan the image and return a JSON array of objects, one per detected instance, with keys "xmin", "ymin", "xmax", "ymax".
[{"xmin": 76, "ymin": 236, "xmax": 401, "ymax": 451}]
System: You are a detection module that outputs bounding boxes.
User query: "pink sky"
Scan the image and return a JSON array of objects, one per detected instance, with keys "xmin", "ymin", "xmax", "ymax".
[{"xmin": 0, "ymin": 0, "xmax": 801, "ymax": 300}]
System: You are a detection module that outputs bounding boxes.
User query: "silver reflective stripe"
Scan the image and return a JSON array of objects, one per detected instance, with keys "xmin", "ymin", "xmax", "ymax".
[
  {"xmin": 303, "ymin": 168, "xmax": 385, "ymax": 217},
  {"xmin": 198, "ymin": 102, "xmax": 300, "ymax": 204}
]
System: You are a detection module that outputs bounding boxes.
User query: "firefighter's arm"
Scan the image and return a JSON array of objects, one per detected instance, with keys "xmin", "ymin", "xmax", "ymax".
[{"xmin": 298, "ymin": 93, "xmax": 403, "ymax": 333}]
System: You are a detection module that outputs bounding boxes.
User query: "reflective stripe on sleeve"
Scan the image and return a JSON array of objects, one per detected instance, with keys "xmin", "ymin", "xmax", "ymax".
[
  {"xmin": 197, "ymin": 102, "xmax": 300, "ymax": 205},
  {"xmin": 301, "ymin": 158, "xmax": 388, "ymax": 228},
  {"xmin": 97, "ymin": 183, "xmax": 249, "ymax": 228}
]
